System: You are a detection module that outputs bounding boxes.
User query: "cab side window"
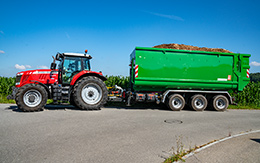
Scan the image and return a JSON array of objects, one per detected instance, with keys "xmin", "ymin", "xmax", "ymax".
[{"xmin": 83, "ymin": 58, "xmax": 90, "ymax": 70}]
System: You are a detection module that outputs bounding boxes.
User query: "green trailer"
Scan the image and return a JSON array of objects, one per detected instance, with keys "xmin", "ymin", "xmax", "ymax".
[{"xmin": 128, "ymin": 47, "xmax": 251, "ymax": 111}]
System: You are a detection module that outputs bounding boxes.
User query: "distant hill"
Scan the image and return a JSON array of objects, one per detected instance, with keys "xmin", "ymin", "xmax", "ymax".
[{"xmin": 250, "ymin": 73, "xmax": 260, "ymax": 82}]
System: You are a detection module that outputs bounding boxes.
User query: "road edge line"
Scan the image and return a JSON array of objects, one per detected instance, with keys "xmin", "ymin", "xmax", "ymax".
[{"xmin": 180, "ymin": 129, "xmax": 260, "ymax": 162}]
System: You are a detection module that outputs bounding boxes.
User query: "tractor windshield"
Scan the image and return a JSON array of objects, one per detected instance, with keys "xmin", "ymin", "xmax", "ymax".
[{"xmin": 57, "ymin": 55, "xmax": 91, "ymax": 84}]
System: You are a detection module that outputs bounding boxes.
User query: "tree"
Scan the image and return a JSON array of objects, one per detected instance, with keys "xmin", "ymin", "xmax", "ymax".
[{"xmin": 250, "ymin": 73, "xmax": 260, "ymax": 82}]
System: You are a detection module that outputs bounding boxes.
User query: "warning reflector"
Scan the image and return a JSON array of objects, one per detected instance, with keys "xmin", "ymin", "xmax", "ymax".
[
  {"xmin": 247, "ymin": 69, "xmax": 250, "ymax": 78},
  {"xmin": 135, "ymin": 65, "xmax": 139, "ymax": 78}
]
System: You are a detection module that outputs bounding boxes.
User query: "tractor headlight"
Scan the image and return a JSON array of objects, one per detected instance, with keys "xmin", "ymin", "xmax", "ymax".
[{"xmin": 16, "ymin": 73, "xmax": 23, "ymax": 85}]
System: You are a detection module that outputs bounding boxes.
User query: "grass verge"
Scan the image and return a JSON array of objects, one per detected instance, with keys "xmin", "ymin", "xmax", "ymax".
[
  {"xmin": 0, "ymin": 94, "xmax": 15, "ymax": 104},
  {"xmin": 163, "ymin": 136, "xmax": 199, "ymax": 163},
  {"xmin": 228, "ymin": 104, "xmax": 260, "ymax": 110}
]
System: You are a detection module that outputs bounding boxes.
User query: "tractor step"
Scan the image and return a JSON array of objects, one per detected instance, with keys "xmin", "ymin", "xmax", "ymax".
[{"xmin": 52, "ymin": 85, "xmax": 70, "ymax": 102}]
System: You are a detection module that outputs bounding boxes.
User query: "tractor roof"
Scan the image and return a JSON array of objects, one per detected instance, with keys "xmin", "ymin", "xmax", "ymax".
[{"xmin": 63, "ymin": 53, "xmax": 92, "ymax": 59}]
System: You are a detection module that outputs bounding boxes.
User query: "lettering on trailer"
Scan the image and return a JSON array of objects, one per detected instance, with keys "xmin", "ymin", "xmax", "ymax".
[
  {"xmin": 247, "ymin": 69, "xmax": 250, "ymax": 78},
  {"xmin": 135, "ymin": 65, "xmax": 138, "ymax": 78}
]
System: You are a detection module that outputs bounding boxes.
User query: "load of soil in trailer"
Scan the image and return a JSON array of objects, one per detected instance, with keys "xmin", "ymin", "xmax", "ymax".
[{"xmin": 153, "ymin": 43, "xmax": 233, "ymax": 53}]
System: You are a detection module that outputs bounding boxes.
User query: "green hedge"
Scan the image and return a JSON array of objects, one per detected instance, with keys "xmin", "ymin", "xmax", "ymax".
[
  {"xmin": 105, "ymin": 75, "xmax": 129, "ymax": 89},
  {"xmin": 233, "ymin": 82, "xmax": 260, "ymax": 107},
  {"xmin": 0, "ymin": 77, "xmax": 15, "ymax": 95},
  {"xmin": 0, "ymin": 77, "xmax": 16, "ymax": 103}
]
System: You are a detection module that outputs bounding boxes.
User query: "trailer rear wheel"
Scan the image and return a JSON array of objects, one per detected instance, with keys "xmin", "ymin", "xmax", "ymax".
[
  {"xmin": 167, "ymin": 94, "xmax": 185, "ymax": 111},
  {"xmin": 190, "ymin": 94, "xmax": 207, "ymax": 111},
  {"xmin": 212, "ymin": 95, "xmax": 229, "ymax": 111},
  {"xmin": 15, "ymin": 84, "xmax": 47, "ymax": 112}
]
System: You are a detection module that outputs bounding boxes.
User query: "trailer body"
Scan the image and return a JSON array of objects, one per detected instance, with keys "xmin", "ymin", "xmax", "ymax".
[
  {"xmin": 130, "ymin": 47, "xmax": 250, "ymax": 92},
  {"xmin": 127, "ymin": 47, "xmax": 250, "ymax": 111}
]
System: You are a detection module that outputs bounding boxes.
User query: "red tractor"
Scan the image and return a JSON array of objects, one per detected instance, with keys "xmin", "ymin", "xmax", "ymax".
[{"xmin": 8, "ymin": 50, "xmax": 108, "ymax": 111}]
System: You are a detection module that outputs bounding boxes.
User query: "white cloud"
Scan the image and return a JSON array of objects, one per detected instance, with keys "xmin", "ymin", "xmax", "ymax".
[
  {"xmin": 250, "ymin": 61, "xmax": 260, "ymax": 67},
  {"xmin": 15, "ymin": 64, "xmax": 26, "ymax": 70},
  {"xmin": 37, "ymin": 65, "xmax": 48, "ymax": 69},
  {"xmin": 25, "ymin": 65, "xmax": 32, "ymax": 68},
  {"xmin": 0, "ymin": 50, "xmax": 5, "ymax": 54},
  {"xmin": 0, "ymin": 31, "xmax": 4, "ymax": 34},
  {"xmin": 143, "ymin": 11, "xmax": 184, "ymax": 21},
  {"xmin": 15, "ymin": 64, "xmax": 32, "ymax": 70}
]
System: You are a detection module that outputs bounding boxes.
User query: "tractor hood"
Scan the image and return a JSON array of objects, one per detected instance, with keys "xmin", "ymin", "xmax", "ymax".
[{"xmin": 15, "ymin": 69, "xmax": 58, "ymax": 87}]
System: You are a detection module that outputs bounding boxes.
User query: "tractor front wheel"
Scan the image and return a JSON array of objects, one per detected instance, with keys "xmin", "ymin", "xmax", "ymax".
[{"xmin": 15, "ymin": 84, "xmax": 47, "ymax": 111}]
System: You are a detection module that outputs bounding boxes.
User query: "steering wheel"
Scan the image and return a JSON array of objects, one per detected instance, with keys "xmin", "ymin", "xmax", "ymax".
[{"xmin": 68, "ymin": 63, "xmax": 76, "ymax": 71}]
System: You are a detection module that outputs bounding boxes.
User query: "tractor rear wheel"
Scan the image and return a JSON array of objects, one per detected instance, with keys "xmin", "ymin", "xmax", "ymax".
[
  {"xmin": 72, "ymin": 76, "xmax": 108, "ymax": 110},
  {"xmin": 69, "ymin": 95, "xmax": 77, "ymax": 107},
  {"xmin": 15, "ymin": 84, "xmax": 47, "ymax": 111}
]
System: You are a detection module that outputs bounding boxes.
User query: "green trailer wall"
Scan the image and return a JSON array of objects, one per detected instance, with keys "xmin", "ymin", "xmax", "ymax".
[{"xmin": 130, "ymin": 47, "xmax": 250, "ymax": 92}]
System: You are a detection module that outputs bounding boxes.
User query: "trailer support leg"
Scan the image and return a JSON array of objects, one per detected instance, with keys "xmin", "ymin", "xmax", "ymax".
[{"xmin": 126, "ymin": 92, "xmax": 133, "ymax": 106}]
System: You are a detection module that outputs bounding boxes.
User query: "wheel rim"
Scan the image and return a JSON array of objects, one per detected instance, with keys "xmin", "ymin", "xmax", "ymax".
[
  {"xmin": 216, "ymin": 98, "xmax": 226, "ymax": 110},
  {"xmin": 23, "ymin": 89, "xmax": 42, "ymax": 107},
  {"xmin": 81, "ymin": 84, "xmax": 102, "ymax": 105},
  {"xmin": 171, "ymin": 97, "xmax": 183, "ymax": 109},
  {"xmin": 194, "ymin": 98, "xmax": 205, "ymax": 109}
]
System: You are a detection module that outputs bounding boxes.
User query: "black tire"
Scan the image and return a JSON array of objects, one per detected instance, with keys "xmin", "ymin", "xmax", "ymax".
[
  {"xmin": 212, "ymin": 95, "xmax": 229, "ymax": 111},
  {"xmin": 72, "ymin": 76, "xmax": 108, "ymax": 110},
  {"xmin": 69, "ymin": 95, "xmax": 77, "ymax": 107},
  {"xmin": 167, "ymin": 94, "xmax": 185, "ymax": 111},
  {"xmin": 190, "ymin": 94, "xmax": 207, "ymax": 111},
  {"xmin": 15, "ymin": 84, "xmax": 47, "ymax": 112}
]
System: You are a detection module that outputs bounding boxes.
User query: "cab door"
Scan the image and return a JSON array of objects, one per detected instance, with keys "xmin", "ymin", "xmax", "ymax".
[{"xmin": 62, "ymin": 57, "xmax": 82, "ymax": 84}]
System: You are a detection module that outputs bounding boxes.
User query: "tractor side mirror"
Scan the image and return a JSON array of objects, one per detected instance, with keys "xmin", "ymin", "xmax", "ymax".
[
  {"xmin": 50, "ymin": 63, "xmax": 57, "ymax": 70},
  {"xmin": 51, "ymin": 56, "xmax": 57, "ymax": 70}
]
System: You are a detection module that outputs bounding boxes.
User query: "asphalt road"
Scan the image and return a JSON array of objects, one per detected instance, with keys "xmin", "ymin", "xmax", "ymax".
[{"xmin": 0, "ymin": 104, "xmax": 260, "ymax": 163}]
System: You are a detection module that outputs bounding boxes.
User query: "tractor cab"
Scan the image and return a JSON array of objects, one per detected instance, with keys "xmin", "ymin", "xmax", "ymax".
[{"xmin": 51, "ymin": 50, "xmax": 92, "ymax": 84}]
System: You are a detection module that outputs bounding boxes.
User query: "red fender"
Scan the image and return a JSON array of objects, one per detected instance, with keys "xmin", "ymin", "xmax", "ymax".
[{"xmin": 70, "ymin": 70, "xmax": 107, "ymax": 85}]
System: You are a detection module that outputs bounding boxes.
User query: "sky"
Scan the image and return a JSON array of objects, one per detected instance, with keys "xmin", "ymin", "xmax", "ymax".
[{"xmin": 0, "ymin": 0, "xmax": 260, "ymax": 77}]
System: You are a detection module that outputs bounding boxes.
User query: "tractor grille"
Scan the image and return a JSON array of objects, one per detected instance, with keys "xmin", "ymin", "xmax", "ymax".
[{"xmin": 39, "ymin": 74, "xmax": 47, "ymax": 80}]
